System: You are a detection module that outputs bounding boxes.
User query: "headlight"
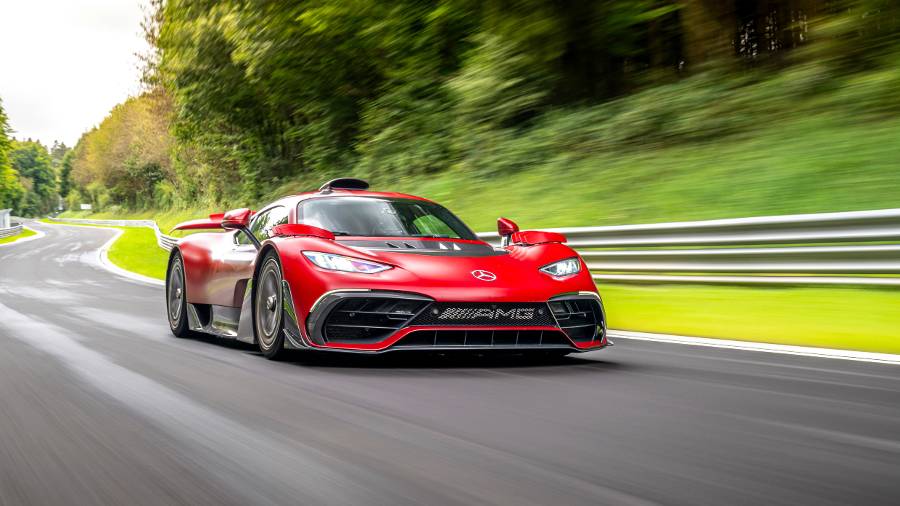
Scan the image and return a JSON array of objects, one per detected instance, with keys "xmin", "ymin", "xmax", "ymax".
[
  {"xmin": 303, "ymin": 251, "xmax": 392, "ymax": 274},
  {"xmin": 540, "ymin": 257, "xmax": 581, "ymax": 278}
]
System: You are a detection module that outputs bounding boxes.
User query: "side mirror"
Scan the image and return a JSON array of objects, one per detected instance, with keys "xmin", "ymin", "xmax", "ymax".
[
  {"xmin": 221, "ymin": 208, "xmax": 260, "ymax": 249},
  {"xmin": 497, "ymin": 217, "xmax": 519, "ymax": 247},
  {"xmin": 221, "ymin": 208, "xmax": 252, "ymax": 230}
]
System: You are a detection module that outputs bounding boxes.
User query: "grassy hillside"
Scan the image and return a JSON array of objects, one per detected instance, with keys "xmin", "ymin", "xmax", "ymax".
[
  {"xmin": 401, "ymin": 116, "xmax": 900, "ymax": 232},
  {"xmin": 60, "ymin": 110, "xmax": 900, "ymax": 234}
]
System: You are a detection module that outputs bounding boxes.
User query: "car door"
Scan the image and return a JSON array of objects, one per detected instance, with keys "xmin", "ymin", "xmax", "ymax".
[{"xmin": 209, "ymin": 206, "xmax": 289, "ymax": 307}]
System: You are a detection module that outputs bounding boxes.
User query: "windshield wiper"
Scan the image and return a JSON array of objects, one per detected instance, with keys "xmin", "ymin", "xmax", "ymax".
[
  {"xmin": 331, "ymin": 231, "xmax": 354, "ymax": 236},
  {"xmin": 411, "ymin": 234, "xmax": 453, "ymax": 239}
]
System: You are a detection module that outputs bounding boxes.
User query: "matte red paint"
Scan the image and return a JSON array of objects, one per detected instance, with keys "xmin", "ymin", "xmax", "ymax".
[
  {"xmin": 221, "ymin": 208, "xmax": 253, "ymax": 230},
  {"xmin": 510, "ymin": 230, "xmax": 567, "ymax": 245},
  {"xmin": 172, "ymin": 189, "xmax": 605, "ymax": 353},
  {"xmin": 271, "ymin": 223, "xmax": 335, "ymax": 240},
  {"xmin": 497, "ymin": 217, "xmax": 519, "ymax": 237},
  {"xmin": 172, "ymin": 215, "xmax": 223, "ymax": 231}
]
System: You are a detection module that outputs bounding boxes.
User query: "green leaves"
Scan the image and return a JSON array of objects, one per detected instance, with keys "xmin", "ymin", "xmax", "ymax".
[
  {"xmin": 8, "ymin": 140, "xmax": 55, "ymax": 216},
  {"xmin": 64, "ymin": 0, "xmax": 900, "ymax": 213},
  {"xmin": 0, "ymin": 99, "xmax": 25, "ymax": 211}
]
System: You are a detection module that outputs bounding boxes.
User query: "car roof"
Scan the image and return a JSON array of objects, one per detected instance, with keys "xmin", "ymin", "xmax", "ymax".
[{"xmin": 289, "ymin": 190, "xmax": 432, "ymax": 204}]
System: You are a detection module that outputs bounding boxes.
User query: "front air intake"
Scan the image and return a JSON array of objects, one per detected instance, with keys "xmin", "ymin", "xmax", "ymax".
[{"xmin": 320, "ymin": 297, "xmax": 429, "ymax": 343}]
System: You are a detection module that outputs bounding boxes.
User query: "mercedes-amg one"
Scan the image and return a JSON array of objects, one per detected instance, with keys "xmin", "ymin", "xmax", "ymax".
[{"xmin": 165, "ymin": 178, "xmax": 609, "ymax": 359}]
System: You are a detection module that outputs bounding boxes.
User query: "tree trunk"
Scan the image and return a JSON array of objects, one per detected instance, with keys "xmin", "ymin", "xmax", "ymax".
[{"xmin": 681, "ymin": 0, "xmax": 738, "ymax": 67}]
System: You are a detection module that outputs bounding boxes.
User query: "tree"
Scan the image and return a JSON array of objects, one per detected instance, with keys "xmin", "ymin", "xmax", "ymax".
[
  {"xmin": 10, "ymin": 140, "xmax": 57, "ymax": 216},
  {"xmin": 65, "ymin": 0, "xmax": 900, "ymax": 210},
  {"xmin": 0, "ymin": 99, "xmax": 25, "ymax": 211},
  {"xmin": 59, "ymin": 150, "xmax": 74, "ymax": 198},
  {"xmin": 70, "ymin": 92, "xmax": 173, "ymax": 209}
]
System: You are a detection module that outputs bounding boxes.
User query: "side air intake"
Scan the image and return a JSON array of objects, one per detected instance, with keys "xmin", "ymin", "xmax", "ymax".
[{"xmin": 548, "ymin": 296, "xmax": 605, "ymax": 343}]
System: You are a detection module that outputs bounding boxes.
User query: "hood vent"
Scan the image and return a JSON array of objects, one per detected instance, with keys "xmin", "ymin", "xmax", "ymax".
[{"xmin": 384, "ymin": 241, "xmax": 418, "ymax": 249}]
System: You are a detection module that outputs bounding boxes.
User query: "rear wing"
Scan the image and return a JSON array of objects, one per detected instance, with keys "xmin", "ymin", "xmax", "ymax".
[{"xmin": 172, "ymin": 213, "xmax": 225, "ymax": 231}]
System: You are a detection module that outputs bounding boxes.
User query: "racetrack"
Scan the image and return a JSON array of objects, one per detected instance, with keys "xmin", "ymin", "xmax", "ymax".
[{"xmin": 1, "ymin": 220, "xmax": 899, "ymax": 506}]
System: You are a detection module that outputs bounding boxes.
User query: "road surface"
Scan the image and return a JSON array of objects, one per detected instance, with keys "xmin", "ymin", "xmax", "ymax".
[{"xmin": 1, "ymin": 220, "xmax": 899, "ymax": 505}]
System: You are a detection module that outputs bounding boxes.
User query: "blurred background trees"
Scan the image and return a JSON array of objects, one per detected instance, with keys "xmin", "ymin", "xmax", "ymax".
[
  {"xmin": 0, "ymin": 99, "xmax": 26, "ymax": 212},
  {"xmin": 9, "ymin": 140, "xmax": 57, "ymax": 216},
  {"xmin": 53, "ymin": 0, "xmax": 900, "ymax": 220}
]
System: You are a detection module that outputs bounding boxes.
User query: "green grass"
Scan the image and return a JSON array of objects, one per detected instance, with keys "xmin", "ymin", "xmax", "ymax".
[
  {"xmin": 603, "ymin": 283, "xmax": 900, "ymax": 355},
  {"xmin": 0, "ymin": 227, "xmax": 37, "ymax": 245},
  {"xmin": 42, "ymin": 219, "xmax": 168, "ymax": 280},
  {"xmin": 107, "ymin": 227, "xmax": 169, "ymax": 280}
]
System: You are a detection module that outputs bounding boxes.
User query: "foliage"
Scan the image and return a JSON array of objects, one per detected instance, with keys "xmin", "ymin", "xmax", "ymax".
[
  {"xmin": 58, "ymin": 150, "xmax": 74, "ymax": 198},
  {"xmin": 61, "ymin": 0, "xmax": 900, "ymax": 216},
  {"xmin": 69, "ymin": 92, "xmax": 173, "ymax": 211},
  {"xmin": 0, "ymin": 99, "xmax": 25, "ymax": 211},
  {"xmin": 9, "ymin": 140, "xmax": 57, "ymax": 216}
]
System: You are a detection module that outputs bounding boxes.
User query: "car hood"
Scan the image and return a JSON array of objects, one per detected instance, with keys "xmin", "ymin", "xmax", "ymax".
[
  {"xmin": 337, "ymin": 238, "xmax": 502, "ymax": 257},
  {"xmin": 335, "ymin": 239, "xmax": 595, "ymax": 301}
]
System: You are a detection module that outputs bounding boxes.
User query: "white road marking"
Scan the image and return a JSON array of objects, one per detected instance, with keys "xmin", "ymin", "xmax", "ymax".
[{"xmin": 608, "ymin": 330, "xmax": 900, "ymax": 365}]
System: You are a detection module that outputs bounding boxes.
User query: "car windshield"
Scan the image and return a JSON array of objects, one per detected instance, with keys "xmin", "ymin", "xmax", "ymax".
[{"xmin": 297, "ymin": 197, "xmax": 477, "ymax": 240}]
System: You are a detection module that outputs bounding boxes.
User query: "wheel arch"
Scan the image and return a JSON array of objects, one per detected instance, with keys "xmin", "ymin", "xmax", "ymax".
[
  {"xmin": 165, "ymin": 246, "xmax": 182, "ymax": 285},
  {"xmin": 247, "ymin": 243, "xmax": 282, "ymax": 341}
]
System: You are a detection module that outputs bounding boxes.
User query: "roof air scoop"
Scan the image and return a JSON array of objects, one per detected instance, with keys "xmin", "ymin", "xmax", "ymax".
[{"xmin": 318, "ymin": 178, "xmax": 370, "ymax": 193}]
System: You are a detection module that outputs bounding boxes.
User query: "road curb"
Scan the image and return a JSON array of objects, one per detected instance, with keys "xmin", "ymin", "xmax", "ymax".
[
  {"xmin": 608, "ymin": 330, "xmax": 900, "ymax": 365},
  {"xmin": 0, "ymin": 225, "xmax": 45, "ymax": 247},
  {"xmin": 97, "ymin": 228, "xmax": 165, "ymax": 286}
]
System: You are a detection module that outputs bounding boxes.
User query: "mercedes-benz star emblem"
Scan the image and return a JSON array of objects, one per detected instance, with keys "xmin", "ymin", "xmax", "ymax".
[{"xmin": 471, "ymin": 270, "xmax": 497, "ymax": 282}]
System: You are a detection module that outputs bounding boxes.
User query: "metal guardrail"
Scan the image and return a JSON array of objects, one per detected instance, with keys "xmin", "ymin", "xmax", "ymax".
[
  {"xmin": 0, "ymin": 224, "xmax": 23, "ymax": 239},
  {"xmin": 50, "ymin": 208, "xmax": 900, "ymax": 286}
]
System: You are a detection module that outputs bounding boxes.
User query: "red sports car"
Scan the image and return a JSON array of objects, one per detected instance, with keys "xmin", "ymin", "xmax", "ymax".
[{"xmin": 166, "ymin": 178, "xmax": 609, "ymax": 359}]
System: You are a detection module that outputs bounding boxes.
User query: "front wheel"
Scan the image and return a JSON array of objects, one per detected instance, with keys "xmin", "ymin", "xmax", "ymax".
[{"xmin": 254, "ymin": 252, "xmax": 287, "ymax": 360}]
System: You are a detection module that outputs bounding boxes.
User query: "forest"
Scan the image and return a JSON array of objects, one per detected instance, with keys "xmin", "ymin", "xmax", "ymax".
[
  {"xmin": 5, "ymin": 0, "xmax": 899, "ymax": 223},
  {"xmin": 0, "ymin": 100, "xmax": 67, "ymax": 216}
]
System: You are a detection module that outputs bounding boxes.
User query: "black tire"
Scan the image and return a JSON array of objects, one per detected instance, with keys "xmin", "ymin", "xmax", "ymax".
[
  {"xmin": 166, "ymin": 250, "xmax": 193, "ymax": 338},
  {"xmin": 254, "ymin": 251, "xmax": 287, "ymax": 360}
]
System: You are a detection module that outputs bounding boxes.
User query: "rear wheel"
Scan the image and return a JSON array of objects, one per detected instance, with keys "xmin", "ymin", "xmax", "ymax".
[
  {"xmin": 254, "ymin": 252, "xmax": 286, "ymax": 360},
  {"xmin": 166, "ymin": 251, "xmax": 193, "ymax": 338}
]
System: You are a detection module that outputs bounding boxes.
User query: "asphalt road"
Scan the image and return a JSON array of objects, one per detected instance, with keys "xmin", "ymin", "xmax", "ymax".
[{"xmin": 1, "ymin": 221, "xmax": 899, "ymax": 506}]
